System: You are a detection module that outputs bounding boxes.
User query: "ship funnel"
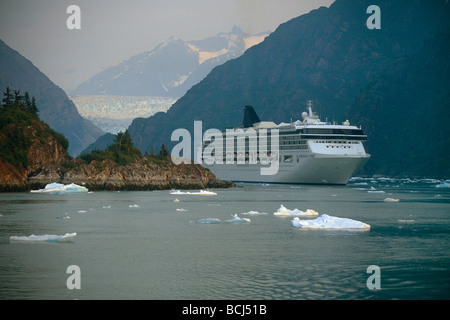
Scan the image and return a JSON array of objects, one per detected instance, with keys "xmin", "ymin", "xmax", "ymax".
[{"xmin": 242, "ymin": 105, "xmax": 261, "ymax": 128}]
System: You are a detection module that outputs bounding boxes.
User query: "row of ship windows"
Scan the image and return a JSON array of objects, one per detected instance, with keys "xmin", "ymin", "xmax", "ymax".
[
  {"xmin": 326, "ymin": 145, "xmax": 352, "ymax": 149},
  {"xmin": 315, "ymin": 140, "xmax": 359, "ymax": 144}
]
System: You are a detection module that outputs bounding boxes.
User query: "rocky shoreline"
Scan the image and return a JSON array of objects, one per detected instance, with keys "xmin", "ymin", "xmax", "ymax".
[{"xmin": 1, "ymin": 158, "xmax": 234, "ymax": 192}]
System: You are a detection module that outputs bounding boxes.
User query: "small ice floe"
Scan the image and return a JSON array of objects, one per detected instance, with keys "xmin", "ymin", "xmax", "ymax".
[
  {"xmin": 10, "ymin": 232, "xmax": 77, "ymax": 242},
  {"xmin": 173, "ymin": 198, "xmax": 180, "ymax": 202},
  {"xmin": 176, "ymin": 208, "xmax": 188, "ymax": 212},
  {"xmin": 273, "ymin": 205, "xmax": 319, "ymax": 217},
  {"xmin": 103, "ymin": 205, "xmax": 112, "ymax": 209},
  {"xmin": 291, "ymin": 214, "xmax": 370, "ymax": 230},
  {"xmin": 170, "ymin": 190, "xmax": 217, "ymax": 195},
  {"xmin": 384, "ymin": 197, "xmax": 399, "ymax": 202},
  {"xmin": 353, "ymin": 182, "xmax": 368, "ymax": 186},
  {"xmin": 367, "ymin": 187, "xmax": 385, "ymax": 193},
  {"xmin": 193, "ymin": 218, "xmax": 222, "ymax": 224},
  {"xmin": 77, "ymin": 210, "xmax": 87, "ymax": 213},
  {"xmin": 129, "ymin": 204, "xmax": 140, "ymax": 208},
  {"xmin": 241, "ymin": 210, "xmax": 268, "ymax": 215},
  {"xmin": 31, "ymin": 183, "xmax": 88, "ymax": 194},
  {"xmin": 192, "ymin": 214, "xmax": 251, "ymax": 224},
  {"xmin": 57, "ymin": 213, "xmax": 70, "ymax": 219},
  {"xmin": 436, "ymin": 181, "xmax": 450, "ymax": 188},
  {"xmin": 225, "ymin": 214, "xmax": 251, "ymax": 223},
  {"xmin": 398, "ymin": 219, "xmax": 415, "ymax": 223}
]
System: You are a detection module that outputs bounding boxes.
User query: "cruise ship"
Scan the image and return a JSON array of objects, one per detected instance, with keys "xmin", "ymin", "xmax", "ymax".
[{"xmin": 201, "ymin": 101, "xmax": 370, "ymax": 185}]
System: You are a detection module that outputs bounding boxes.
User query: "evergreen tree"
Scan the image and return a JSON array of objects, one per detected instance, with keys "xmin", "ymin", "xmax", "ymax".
[
  {"xmin": 13, "ymin": 89, "xmax": 22, "ymax": 105},
  {"xmin": 31, "ymin": 96, "xmax": 39, "ymax": 115},
  {"xmin": 2, "ymin": 86, "xmax": 13, "ymax": 107},
  {"xmin": 159, "ymin": 143, "xmax": 169, "ymax": 157}
]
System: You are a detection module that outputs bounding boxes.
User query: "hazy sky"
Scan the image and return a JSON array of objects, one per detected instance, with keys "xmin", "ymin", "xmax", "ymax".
[{"xmin": 0, "ymin": 0, "xmax": 334, "ymax": 92}]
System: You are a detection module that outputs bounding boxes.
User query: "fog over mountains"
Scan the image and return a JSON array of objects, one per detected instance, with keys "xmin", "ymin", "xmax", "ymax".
[{"xmin": 72, "ymin": 26, "xmax": 269, "ymax": 97}]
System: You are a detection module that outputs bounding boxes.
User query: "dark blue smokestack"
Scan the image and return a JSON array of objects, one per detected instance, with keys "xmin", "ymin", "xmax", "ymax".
[{"xmin": 242, "ymin": 105, "xmax": 260, "ymax": 128}]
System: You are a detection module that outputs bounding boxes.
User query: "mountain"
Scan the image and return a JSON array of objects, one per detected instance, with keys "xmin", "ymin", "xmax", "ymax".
[
  {"xmin": 0, "ymin": 39, "xmax": 104, "ymax": 156},
  {"xmin": 348, "ymin": 27, "xmax": 450, "ymax": 178},
  {"xmin": 122, "ymin": 0, "xmax": 449, "ymax": 178},
  {"xmin": 72, "ymin": 26, "xmax": 269, "ymax": 97}
]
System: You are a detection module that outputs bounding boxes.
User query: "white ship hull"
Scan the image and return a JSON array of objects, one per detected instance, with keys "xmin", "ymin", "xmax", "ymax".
[{"xmin": 204, "ymin": 155, "xmax": 369, "ymax": 185}]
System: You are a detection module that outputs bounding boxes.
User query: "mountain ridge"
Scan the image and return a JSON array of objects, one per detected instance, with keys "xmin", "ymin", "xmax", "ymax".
[
  {"xmin": 0, "ymin": 39, "xmax": 104, "ymax": 156},
  {"xmin": 72, "ymin": 26, "xmax": 270, "ymax": 97}
]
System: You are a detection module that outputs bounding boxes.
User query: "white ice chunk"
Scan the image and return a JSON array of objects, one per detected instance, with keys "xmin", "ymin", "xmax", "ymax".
[
  {"xmin": 241, "ymin": 210, "xmax": 268, "ymax": 215},
  {"xmin": 170, "ymin": 190, "xmax": 217, "ymax": 195},
  {"xmin": 398, "ymin": 219, "xmax": 415, "ymax": 223},
  {"xmin": 176, "ymin": 208, "xmax": 188, "ymax": 212},
  {"xmin": 273, "ymin": 205, "xmax": 319, "ymax": 217},
  {"xmin": 436, "ymin": 182, "xmax": 450, "ymax": 188},
  {"xmin": 193, "ymin": 218, "xmax": 222, "ymax": 224},
  {"xmin": 31, "ymin": 183, "xmax": 88, "ymax": 194},
  {"xmin": 384, "ymin": 198, "xmax": 399, "ymax": 202},
  {"xmin": 291, "ymin": 214, "xmax": 370, "ymax": 230},
  {"xmin": 10, "ymin": 232, "xmax": 77, "ymax": 242},
  {"xmin": 367, "ymin": 187, "xmax": 385, "ymax": 193},
  {"xmin": 225, "ymin": 214, "xmax": 251, "ymax": 223},
  {"xmin": 193, "ymin": 214, "xmax": 251, "ymax": 224},
  {"xmin": 129, "ymin": 204, "xmax": 140, "ymax": 208}
]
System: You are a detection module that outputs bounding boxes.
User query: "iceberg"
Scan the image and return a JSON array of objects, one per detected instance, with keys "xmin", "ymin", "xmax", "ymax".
[
  {"xmin": 170, "ymin": 190, "xmax": 217, "ymax": 195},
  {"xmin": 225, "ymin": 214, "xmax": 251, "ymax": 223},
  {"xmin": 192, "ymin": 214, "xmax": 251, "ymax": 224},
  {"xmin": 291, "ymin": 214, "xmax": 370, "ymax": 230},
  {"xmin": 10, "ymin": 232, "xmax": 77, "ymax": 242},
  {"xmin": 31, "ymin": 183, "xmax": 88, "ymax": 194},
  {"xmin": 241, "ymin": 210, "xmax": 268, "ymax": 215},
  {"xmin": 273, "ymin": 205, "xmax": 319, "ymax": 217},
  {"xmin": 193, "ymin": 218, "xmax": 222, "ymax": 224}
]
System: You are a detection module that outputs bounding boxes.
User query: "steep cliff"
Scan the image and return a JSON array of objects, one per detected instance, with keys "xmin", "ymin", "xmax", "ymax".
[{"xmin": 0, "ymin": 102, "xmax": 70, "ymax": 189}]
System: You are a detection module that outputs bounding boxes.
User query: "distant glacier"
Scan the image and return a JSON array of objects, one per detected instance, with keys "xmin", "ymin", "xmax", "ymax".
[{"xmin": 71, "ymin": 95, "xmax": 176, "ymax": 134}]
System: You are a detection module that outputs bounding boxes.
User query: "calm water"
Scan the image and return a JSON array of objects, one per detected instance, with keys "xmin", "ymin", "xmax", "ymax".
[{"xmin": 0, "ymin": 178, "xmax": 449, "ymax": 300}]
